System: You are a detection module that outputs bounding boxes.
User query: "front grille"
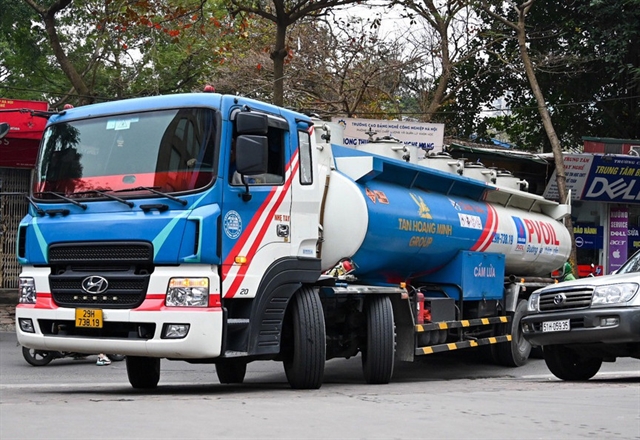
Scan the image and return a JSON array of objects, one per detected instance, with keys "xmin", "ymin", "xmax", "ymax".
[
  {"xmin": 49, "ymin": 242, "xmax": 152, "ymax": 264},
  {"xmin": 47, "ymin": 242, "xmax": 153, "ymax": 308},
  {"xmin": 50, "ymin": 278, "xmax": 147, "ymax": 291},
  {"xmin": 50, "ymin": 275, "xmax": 149, "ymax": 308},
  {"xmin": 539, "ymin": 286, "xmax": 594, "ymax": 311}
]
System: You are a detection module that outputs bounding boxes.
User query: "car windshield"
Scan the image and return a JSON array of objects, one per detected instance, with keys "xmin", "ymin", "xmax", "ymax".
[
  {"xmin": 34, "ymin": 108, "xmax": 218, "ymax": 198},
  {"xmin": 618, "ymin": 250, "xmax": 640, "ymax": 274}
]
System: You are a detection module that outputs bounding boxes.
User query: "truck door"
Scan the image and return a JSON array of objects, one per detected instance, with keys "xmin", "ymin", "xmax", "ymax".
[{"xmin": 220, "ymin": 112, "xmax": 293, "ymax": 299}]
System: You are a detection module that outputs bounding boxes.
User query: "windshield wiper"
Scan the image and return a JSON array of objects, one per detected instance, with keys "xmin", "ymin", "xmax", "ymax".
[
  {"xmin": 33, "ymin": 192, "xmax": 87, "ymax": 210},
  {"xmin": 114, "ymin": 186, "xmax": 188, "ymax": 206},
  {"xmin": 25, "ymin": 195, "xmax": 47, "ymax": 216},
  {"xmin": 71, "ymin": 190, "xmax": 134, "ymax": 208},
  {"xmin": 0, "ymin": 192, "xmax": 76, "ymax": 216}
]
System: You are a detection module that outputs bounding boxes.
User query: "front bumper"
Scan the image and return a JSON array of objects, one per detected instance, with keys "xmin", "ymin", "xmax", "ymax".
[
  {"xmin": 16, "ymin": 305, "xmax": 223, "ymax": 359},
  {"xmin": 521, "ymin": 306, "xmax": 640, "ymax": 347}
]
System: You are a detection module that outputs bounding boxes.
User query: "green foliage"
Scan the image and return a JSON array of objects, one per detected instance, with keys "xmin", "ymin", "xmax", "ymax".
[
  {"xmin": 1, "ymin": 0, "xmax": 245, "ymax": 106},
  {"xmin": 479, "ymin": 0, "xmax": 640, "ymax": 150}
]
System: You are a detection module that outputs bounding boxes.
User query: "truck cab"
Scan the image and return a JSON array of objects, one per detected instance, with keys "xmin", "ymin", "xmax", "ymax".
[{"xmin": 15, "ymin": 93, "xmax": 327, "ymax": 388}]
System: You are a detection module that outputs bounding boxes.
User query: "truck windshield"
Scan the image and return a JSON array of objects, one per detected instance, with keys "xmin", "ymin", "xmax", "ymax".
[{"xmin": 33, "ymin": 108, "xmax": 218, "ymax": 198}]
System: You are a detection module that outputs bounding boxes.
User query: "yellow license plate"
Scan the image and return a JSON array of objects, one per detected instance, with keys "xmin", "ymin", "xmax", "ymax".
[{"xmin": 75, "ymin": 308, "xmax": 103, "ymax": 328}]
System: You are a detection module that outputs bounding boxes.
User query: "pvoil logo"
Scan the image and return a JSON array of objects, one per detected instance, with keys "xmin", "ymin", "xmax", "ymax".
[{"xmin": 512, "ymin": 216, "xmax": 527, "ymax": 251}]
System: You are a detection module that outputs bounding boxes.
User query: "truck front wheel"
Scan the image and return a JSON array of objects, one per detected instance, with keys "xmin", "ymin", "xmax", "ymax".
[
  {"xmin": 543, "ymin": 345, "xmax": 602, "ymax": 381},
  {"xmin": 362, "ymin": 295, "xmax": 395, "ymax": 384},
  {"xmin": 283, "ymin": 287, "xmax": 326, "ymax": 389},
  {"xmin": 126, "ymin": 356, "xmax": 160, "ymax": 389}
]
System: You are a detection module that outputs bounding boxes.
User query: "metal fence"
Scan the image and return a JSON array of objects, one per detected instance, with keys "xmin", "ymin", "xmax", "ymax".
[{"xmin": 0, "ymin": 168, "xmax": 30, "ymax": 289}]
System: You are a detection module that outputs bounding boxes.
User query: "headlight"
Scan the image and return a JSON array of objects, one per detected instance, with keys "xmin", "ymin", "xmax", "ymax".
[
  {"xmin": 166, "ymin": 278, "xmax": 209, "ymax": 307},
  {"xmin": 527, "ymin": 292, "xmax": 540, "ymax": 312},
  {"xmin": 591, "ymin": 283, "xmax": 639, "ymax": 306},
  {"xmin": 19, "ymin": 278, "xmax": 36, "ymax": 304}
]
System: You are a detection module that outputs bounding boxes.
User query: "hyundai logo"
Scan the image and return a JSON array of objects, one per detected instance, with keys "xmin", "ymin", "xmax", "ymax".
[
  {"xmin": 553, "ymin": 293, "xmax": 566, "ymax": 305},
  {"xmin": 81, "ymin": 276, "xmax": 109, "ymax": 294}
]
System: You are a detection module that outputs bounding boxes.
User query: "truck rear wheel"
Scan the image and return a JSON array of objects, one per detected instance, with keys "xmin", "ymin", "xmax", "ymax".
[
  {"xmin": 543, "ymin": 345, "xmax": 602, "ymax": 381},
  {"xmin": 126, "ymin": 356, "xmax": 160, "ymax": 389},
  {"xmin": 216, "ymin": 359, "xmax": 247, "ymax": 384},
  {"xmin": 494, "ymin": 299, "xmax": 530, "ymax": 367},
  {"xmin": 362, "ymin": 295, "xmax": 395, "ymax": 384},
  {"xmin": 283, "ymin": 287, "xmax": 326, "ymax": 389}
]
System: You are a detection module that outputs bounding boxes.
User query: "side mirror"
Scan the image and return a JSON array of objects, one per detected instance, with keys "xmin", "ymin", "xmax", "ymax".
[
  {"xmin": 236, "ymin": 112, "xmax": 268, "ymax": 135},
  {"xmin": 0, "ymin": 122, "xmax": 10, "ymax": 139},
  {"xmin": 236, "ymin": 135, "xmax": 268, "ymax": 175}
]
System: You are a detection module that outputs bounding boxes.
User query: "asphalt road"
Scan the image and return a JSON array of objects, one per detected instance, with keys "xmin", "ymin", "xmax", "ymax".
[{"xmin": 1, "ymin": 330, "xmax": 638, "ymax": 439}]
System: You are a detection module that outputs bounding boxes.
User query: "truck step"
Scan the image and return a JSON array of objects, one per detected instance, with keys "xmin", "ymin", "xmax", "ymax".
[
  {"xmin": 222, "ymin": 351, "xmax": 249, "ymax": 358},
  {"xmin": 226, "ymin": 318, "xmax": 250, "ymax": 329},
  {"xmin": 415, "ymin": 316, "xmax": 510, "ymax": 332},
  {"xmin": 415, "ymin": 334, "xmax": 512, "ymax": 355}
]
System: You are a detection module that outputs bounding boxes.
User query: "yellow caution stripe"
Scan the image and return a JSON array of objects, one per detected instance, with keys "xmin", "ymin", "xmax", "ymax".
[
  {"xmin": 417, "ymin": 335, "xmax": 512, "ymax": 355},
  {"xmin": 415, "ymin": 316, "xmax": 509, "ymax": 333}
]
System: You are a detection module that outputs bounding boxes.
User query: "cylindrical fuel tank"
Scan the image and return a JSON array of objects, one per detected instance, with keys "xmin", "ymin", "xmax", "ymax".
[{"xmin": 321, "ymin": 171, "xmax": 571, "ymax": 284}]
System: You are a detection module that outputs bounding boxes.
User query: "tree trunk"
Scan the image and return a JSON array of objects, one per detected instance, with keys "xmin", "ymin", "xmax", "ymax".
[
  {"xmin": 515, "ymin": 17, "xmax": 577, "ymax": 269},
  {"xmin": 270, "ymin": 22, "xmax": 288, "ymax": 107},
  {"xmin": 25, "ymin": 0, "xmax": 93, "ymax": 105}
]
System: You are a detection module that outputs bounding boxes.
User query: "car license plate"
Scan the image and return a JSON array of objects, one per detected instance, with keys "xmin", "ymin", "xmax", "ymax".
[
  {"xmin": 75, "ymin": 308, "xmax": 103, "ymax": 328},
  {"xmin": 542, "ymin": 319, "xmax": 569, "ymax": 332}
]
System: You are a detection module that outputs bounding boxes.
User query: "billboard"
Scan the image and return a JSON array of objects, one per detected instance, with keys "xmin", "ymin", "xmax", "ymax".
[
  {"xmin": 544, "ymin": 154, "xmax": 640, "ymax": 203},
  {"xmin": 331, "ymin": 117, "xmax": 445, "ymax": 153}
]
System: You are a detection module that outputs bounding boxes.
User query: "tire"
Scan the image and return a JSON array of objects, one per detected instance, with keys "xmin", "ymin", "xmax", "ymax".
[
  {"xmin": 543, "ymin": 345, "xmax": 602, "ymax": 381},
  {"xmin": 362, "ymin": 295, "xmax": 395, "ymax": 385},
  {"xmin": 529, "ymin": 346, "xmax": 544, "ymax": 359},
  {"xmin": 126, "ymin": 356, "xmax": 161, "ymax": 389},
  {"xmin": 494, "ymin": 299, "xmax": 531, "ymax": 367},
  {"xmin": 283, "ymin": 286, "xmax": 326, "ymax": 390},
  {"xmin": 22, "ymin": 347, "xmax": 55, "ymax": 366},
  {"xmin": 108, "ymin": 354, "xmax": 126, "ymax": 362},
  {"xmin": 216, "ymin": 359, "xmax": 247, "ymax": 384}
]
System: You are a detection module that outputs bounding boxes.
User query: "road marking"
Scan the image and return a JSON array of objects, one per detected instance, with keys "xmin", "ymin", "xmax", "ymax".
[{"xmin": 0, "ymin": 381, "xmax": 198, "ymax": 390}]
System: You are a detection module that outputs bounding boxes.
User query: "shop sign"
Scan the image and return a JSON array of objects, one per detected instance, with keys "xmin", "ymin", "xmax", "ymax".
[
  {"xmin": 544, "ymin": 154, "xmax": 640, "ymax": 203},
  {"xmin": 608, "ymin": 207, "xmax": 628, "ymax": 273},
  {"xmin": 629, "ymin": 227, "xmax": 640, "ymax": 253},
  {"xmin": 573, "ymin": 224, "xmax": 603, "ymax": 249}
]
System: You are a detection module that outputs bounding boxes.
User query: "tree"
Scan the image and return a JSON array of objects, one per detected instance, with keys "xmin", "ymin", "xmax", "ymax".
[
  {"xmin": 393, "ymin": 0, "xmax": 490, "ymax": 122},
  {"xmin": 3, "ymin": 0, "xmax": 241, "ymax": 106},
  {"xmin": 228, "ymin": 0, "xmax": 366, "ymax": 107},
  {"xmin": 479, "ymin": 0, "xmax": 576, "ymax": 268},
  {"xmin": 478, "ymin": 0, "xmax": 640, "ymax": 149},
  {"xmin": 285, "ymin": 16, "xmax": 418, "ymax": 118}
]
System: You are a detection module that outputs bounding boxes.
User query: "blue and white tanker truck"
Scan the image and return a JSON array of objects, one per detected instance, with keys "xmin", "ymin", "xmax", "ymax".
[{"xmin": 14, "ymin": 92, "xmax": 571, "ymax": 389}]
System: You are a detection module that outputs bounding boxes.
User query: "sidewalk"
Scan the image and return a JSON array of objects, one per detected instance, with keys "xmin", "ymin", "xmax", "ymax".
[{"xmin": 0, "ymin": 289, "xmax": 17, "ymax": 332}]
